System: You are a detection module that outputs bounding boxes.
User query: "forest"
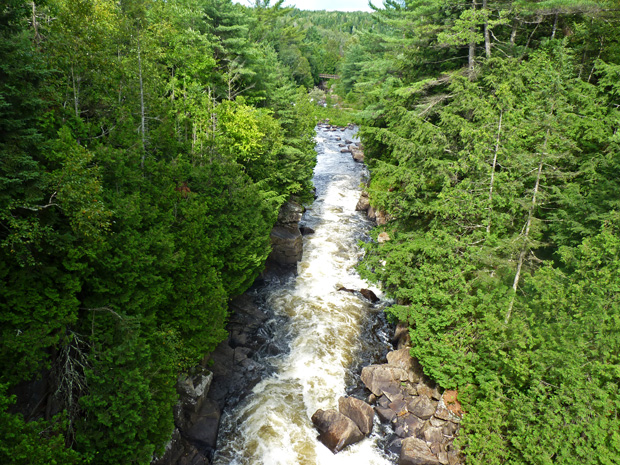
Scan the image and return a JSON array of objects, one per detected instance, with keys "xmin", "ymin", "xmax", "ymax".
[{"xmin": 1, "ymin": 0, "xmax": 619, "ymax": 464}]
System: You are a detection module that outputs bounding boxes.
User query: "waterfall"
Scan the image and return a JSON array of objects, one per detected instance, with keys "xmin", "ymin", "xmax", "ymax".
[{"xmin": 214, "ymin": 126, "xmax": 392, "ymax": 465}]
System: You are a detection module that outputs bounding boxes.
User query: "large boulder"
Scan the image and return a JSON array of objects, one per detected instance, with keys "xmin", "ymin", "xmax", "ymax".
[
  {"xmin": 361, "ymin": 364, "xmax": 410, "ymax": 397},
  {"xmin": 311, "ymin": 409, "xmax": 364, "ymax": 453},
  {"xmin": 269, "ymin": 225, "xmax": 303, "ymax": 265},
  {"xmin": 400, "ymin": 437, "xmax": 441, "ymax": 465},
  {"xmin": 338, "ymin": 396, "xmax": 375, "ymax": 435}
]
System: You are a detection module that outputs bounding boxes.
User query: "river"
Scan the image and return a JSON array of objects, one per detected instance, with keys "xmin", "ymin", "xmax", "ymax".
[{"xmin": 213, "ymin": 125, "xmax": 393, "ymax": 465}]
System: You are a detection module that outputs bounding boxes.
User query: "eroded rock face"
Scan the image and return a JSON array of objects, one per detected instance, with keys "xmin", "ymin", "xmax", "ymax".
[
  {"xmin": 311, "ymin": 409, "xmax": 365, "ymax": 453},
  {"xmin": 338, "ymin": 396, "xmax": 375, "ymax": 436},
  {"xmin": 269, "ymin": 225, "xmax": 303, "ymax": 265}
]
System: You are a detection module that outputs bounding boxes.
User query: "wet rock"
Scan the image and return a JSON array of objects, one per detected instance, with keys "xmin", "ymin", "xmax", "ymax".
[
  {"xmin": 407, "ymin": 396, "xmax": 437, "ymax": 420},
  {"xmin": 361, "ymin": 365, "xmax": 410, "ymax": 397},
  {"xmin": 352, "ymin": 149, "xmax": 364, "ymax": 162},
  {"xmin": 340, "ymin": 148, "xmax": 352, "ymax": 153},
  {"xmin": 311, "ymin": 409, "xmax": 365, "ymax": 453},
  {"xmin": 387, "ymin": 436, "xmax": 403, "ymax": 455},
  {"xmin": 338, "ymin": 396, "xmax": 375, "ymax": 435},
  {"xmin": 299, "ymin": 226, "xmax": 315, "ymax": 235},
  {"xmin": 336, "ymin": 136, "xmax": 341, "ymax": 141},
  {"xmin": 400, "ymin": 437, "xmax": 441, "ymax": 465},
  {"xmin": 367, "ymin": 206, "xmax": 376, "ymax": 221},
  {"xmin": 360, "ymin": 288, "xmax": 380, "ymax": 303},
  {"xmin": 345, "ymin": 139, "xmax": 353, "ymax": 144}
]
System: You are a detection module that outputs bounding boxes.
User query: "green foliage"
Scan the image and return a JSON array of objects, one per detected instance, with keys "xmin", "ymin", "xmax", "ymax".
[
  {"xmin": 354, "ymin": 2, "xmax": 620, "ymax": 462},
  {"xmin": 1, "ymin": 0, "xmax": 321, "ymax": 463},
  {"xmin": 0, "ymin": 385, "xmax": 85, "ymax": 465}
]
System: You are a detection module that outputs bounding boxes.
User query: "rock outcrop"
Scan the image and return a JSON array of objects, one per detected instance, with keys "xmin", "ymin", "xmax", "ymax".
[
  {"xmin": 154, "ymin": 295, "xmax": 280, "ymax": 465},
  {"xmin": 359, "ymin": 338, "xmax": 464, "ymax": 465},
  {"xmin": 266, "ymin": 199, "xmax": 304, "ymax": 269}
]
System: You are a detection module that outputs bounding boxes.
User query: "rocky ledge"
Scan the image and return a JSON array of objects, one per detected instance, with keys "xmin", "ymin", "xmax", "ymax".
[{"xmin": 311, "ymin": 325, "xmax": 464, "ymax": 465}]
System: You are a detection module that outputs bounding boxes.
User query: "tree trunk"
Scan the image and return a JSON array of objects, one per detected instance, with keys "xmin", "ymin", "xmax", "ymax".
[
  {"xmin": 551, "ymin": 12, "xmax": 558, "ymax": 39},
  {"xmin": 483, "ymin": 0, "xmax": 491, "ymax": 59},
  {"xmin": 505, "ymin": 130, "xmax": 548, "ymax": 324},
  {"xmin": 138, "ymin": 38, "xmax": 146, "ymax": 168},
  {"xmin": 487, "ymin": 110, "xmax": 503, "ymax": 235},
  {"xmin": 468, "ymin": 0, "xmax": 476, "ymax": 77}
]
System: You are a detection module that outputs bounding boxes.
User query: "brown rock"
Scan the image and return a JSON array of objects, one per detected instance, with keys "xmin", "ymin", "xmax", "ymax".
[
  {"xmin": 378, "ymin": 232, "xmax": 390, "ymax": 243},
  {"xmin": 388, "ymin": 398, "xmax": 409, "ymax": 416},
  {"xmin": 423, "ymin": 426, "xmax": 445, "ymax": 444},
  {"xmin": 376, "ymin": 210, "xmax": 389, "ymax": 225},
  {"xmin": 361, "ymin": 365, "xmax": 410, "ymax": 397},
  {"xmin": 339, "ymin": 397, "xmax": 374, "ymax": 436},
  {"xmin": 375, "ymin": 406, "xmax": 397, "ymax": 423},
  {"xmin": 386, "ymin": 349, "xmax": 424, "ymax": 384},
  {"xmin": 367, "ymin": 206, "xmax": 376, "ymax": 221},
  {"xmin": 407, "ymin": 396, "xmax": 437, "ymax": 420},
  {"xmin": 360, "ymin": 288, "xmax": 380, "ymax": 303},
  {"xmin": 352, "ymin": 149, "xmax": 364, "ymax": 162},
  {"xmin": 311, "ymin": 409, "xmax": 364, "ymax": 453},
  {"xmin": 355, "ymin": 192, "xmax": 370, "ymax": 211},
  {"xmin": 400, "ymin": 437, "xmax": 441, "ymax": 465}
]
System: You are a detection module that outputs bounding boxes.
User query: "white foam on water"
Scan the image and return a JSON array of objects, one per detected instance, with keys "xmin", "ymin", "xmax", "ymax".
[{"xmin": 214, "ymin": 127, "xmax": 390, "ymax": 465}]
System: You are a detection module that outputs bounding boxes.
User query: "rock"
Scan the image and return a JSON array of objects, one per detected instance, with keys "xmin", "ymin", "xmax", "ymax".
[
  {"xmin": 407, "ymin": 396, "xmax": 437, "ymax": 420},
  {"xmin": 361, "ymin": 365, "xmax": 410, "ymax": 397},
  {"xmin": 345, "ymin": 139, "xmax": 353, "ymax": 144},
  {"xmin": 176, "ymin": 370, "xmax": 213, "ymax": 413},
  {"xmin": 360, "ymin": 288, "xmax": 380, "ymax": 303},
  {"xmin": 388, "ymin": 398, "xmax": 409, "ymax": 416},
  {"xmin": 378, "ymin": 232, "xmax": 390, "ymax": 243},
  {"xmin": 442, "ymin": 421, "xmax": 459, "ymax": 437},
  {"xmin": 376, "ymin": 210, "xmax": 389, "ymax": 225},
  {"xmin": 299, "ymin": 226, "xmax": 315, "ymax": 235},
  {"xmin": 183, "ymin": 398, "xmax": 221, "ymax": 449},
  {"xmin": 392, "ymin": 323, "xmax": 410, "ymax": 347},
  {"xmin": 386, "ymin": 349, "xmax": 424, "ymax": 383},
  {"xmin": 375, "ymin": 406, "xmax": 397, "ymax": 423},
  {"xmin": 338, "ymin": 143, "xmax": 346, "ymax": 147},
  {"xmin": 338, "ymin": 396, "xmax": 375, "ymax": 435},
  {"xmin": 311, "ymin": 409, "xmax": 364, "ymax": 453},
  {"xmin": 340, "ymin": 148, "xmax": 352, "ymax": 153},
  {"xmin": 367, "ymin": 206, "xmax": 376, "ymax": 221},
  {"xmin": 352, "ymin": 149, "xmax": 364, "ymax": 162},
  {"xmin": 277, "ymin": 200, "xmax": 304, "ymax": 224},
  {"xmin": 400, "ymin": 437, "xmax": 441, "ymax": 465},
  {"xmin": 423, "ymin": 426, "xmax": 445, "ymax": 444},
  {"xmin": 402, "ymin": 413, "xmax": 425, "ymax": 436},
  {"xmin": 336, "ymin": 136, "xmax": 341, "ymax": 141},
  {"xmin": 434, "ymin": 398, "xmax": 462, "ymax": 423},
  {"xmin": 387, "ymin": 436, "xmax": 403, "ymax": 455},
  {"xmin": 269, "ymin": 225, "xmax": 303, "ymax": 265},
  {"xmin": 355, "ymin": 192, "xmax": 370, "ymax": 211},
  {"xmin": 430, "ymin": 417, "xmax": 447, "ymax": 428}
]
